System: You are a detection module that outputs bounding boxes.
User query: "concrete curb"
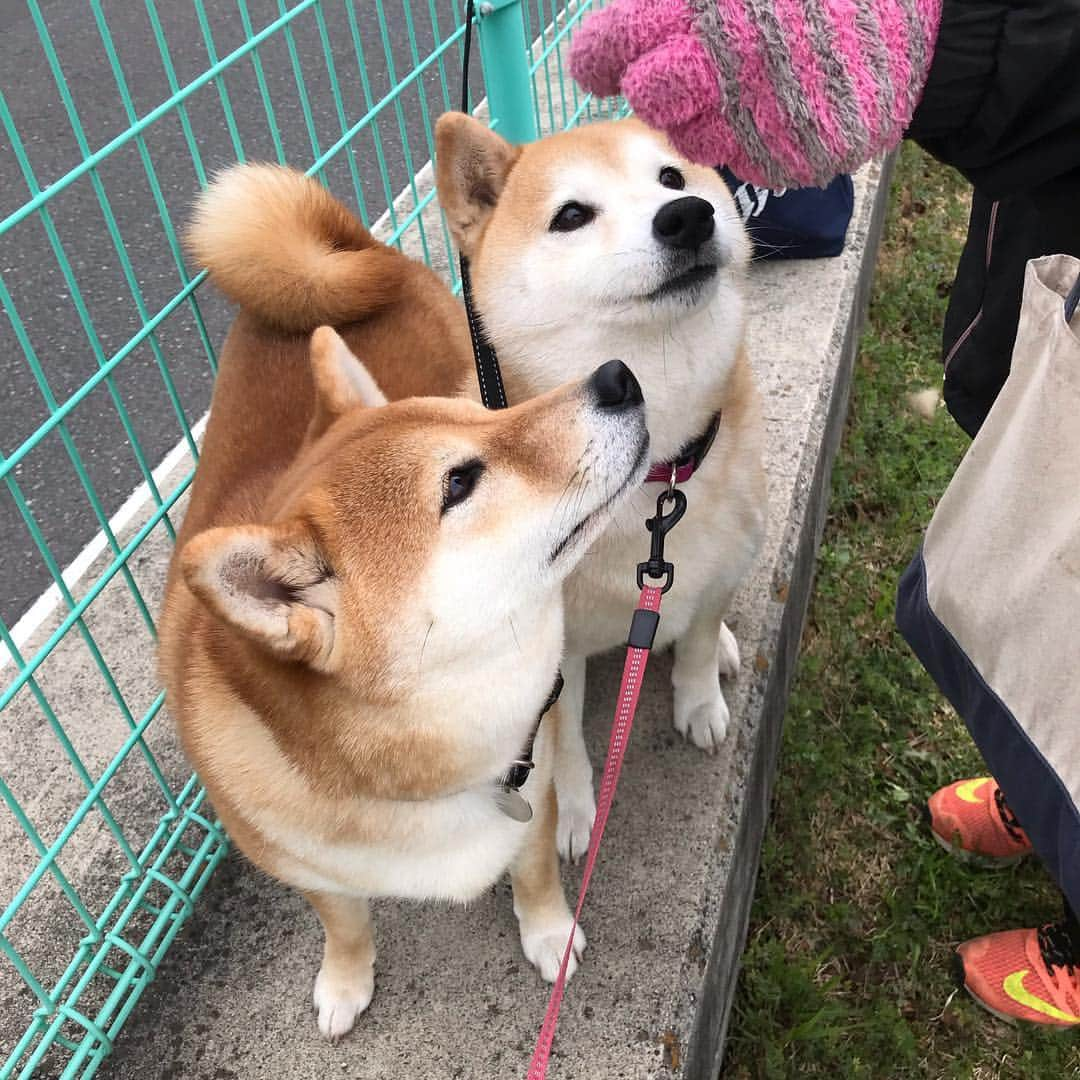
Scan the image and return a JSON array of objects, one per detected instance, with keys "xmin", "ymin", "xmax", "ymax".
[{"xmin": 686, "ymin": 152, "xmax": 896, "ymax": 1080}]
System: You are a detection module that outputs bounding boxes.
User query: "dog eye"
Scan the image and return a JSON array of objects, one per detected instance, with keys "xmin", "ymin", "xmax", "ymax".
[
  {"xmin": 550, "ymin": 202, "xmax": 595, "ymax": 232},
  {"xmin": 441, "ymin": 459, "xmax": 484, "ymax": 514},
  {"xmin": 659, "ymin": 166, "xmax": 686, "ymax": 191}
]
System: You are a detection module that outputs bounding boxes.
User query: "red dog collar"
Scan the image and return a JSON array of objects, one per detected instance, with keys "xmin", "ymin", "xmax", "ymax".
[{"xmin": 644, "ymin": 411, "xmax": 721, "ymax": 484}]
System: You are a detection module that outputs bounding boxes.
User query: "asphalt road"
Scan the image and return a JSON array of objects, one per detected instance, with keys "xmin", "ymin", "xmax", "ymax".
[{"xmin": 1, "ymin": 0, "xmax": 477, "ymax": 628}]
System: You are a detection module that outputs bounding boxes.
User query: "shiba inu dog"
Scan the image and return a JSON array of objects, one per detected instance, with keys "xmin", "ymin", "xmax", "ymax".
[
  {"xmin": 160, "ymin": 164, "xmax": 648, "ymax": 1040},
  {"xmin": 436, "ymin": 115, "xmax": 767, "ymax": 860}
]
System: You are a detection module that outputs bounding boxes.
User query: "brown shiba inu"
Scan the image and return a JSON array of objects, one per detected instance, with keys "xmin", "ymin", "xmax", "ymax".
[
  {"xmin": 160, "ymin": 164, "xmax": 649, "ymax": 1040},
  {"xmin": 436, "ymin": 115, "xmax": 767, "ymax": 861}
]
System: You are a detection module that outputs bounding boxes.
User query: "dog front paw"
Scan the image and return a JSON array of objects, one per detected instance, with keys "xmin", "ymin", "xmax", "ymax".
[
  {"xmin": 521, "ymin": 917, "xmax": 587, "ymax": 983},
  {"xmin": 313, "ymin": 963, "xmax": 374, "ymax": 1042},
  {"xmin": 556, "ymin": 789, "xmax": 596, "ymax": 863},
  {"xmin": 673, "ymin": 685, "xmax": 730, "ymax": 752},
  {"xmin": 717, "ymin": 621, "xmax": 741, "ymax": 679}
]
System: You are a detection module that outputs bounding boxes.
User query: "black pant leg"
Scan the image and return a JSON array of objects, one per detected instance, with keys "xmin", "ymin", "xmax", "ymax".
[{"xmin": 942, "ymin": 174, "xmax": 1080, "ymax": 436}]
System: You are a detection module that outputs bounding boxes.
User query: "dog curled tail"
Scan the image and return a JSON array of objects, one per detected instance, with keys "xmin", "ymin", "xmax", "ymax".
[{"xmin": 186, "ymin": 163, "xmax": 408, "ymax": 334}]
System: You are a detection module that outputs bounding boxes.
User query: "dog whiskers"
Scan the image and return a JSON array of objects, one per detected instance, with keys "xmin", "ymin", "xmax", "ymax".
[
  {"xmin": 418, "ymin": 618, "xmax": 435, "ymax": 677},
  {"xmin": 548, "ymin": 443, "xmax": 593, "ymax": 532},
  {"xmin": 562, "ymin": 466, "xmax": 592, "ymax": 535},
  {"xmin": 557, "ymin": 467, "xmax": 593, "ymax": 541},
  {"xmin": 551, "ymin": 467, "xmax": 582, "ymax": 528}
]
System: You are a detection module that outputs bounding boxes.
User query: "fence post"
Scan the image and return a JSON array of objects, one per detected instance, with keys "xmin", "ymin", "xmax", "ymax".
[{"xmin": 475, "ymin": 0, "xmax": 539, "ymax": 144}]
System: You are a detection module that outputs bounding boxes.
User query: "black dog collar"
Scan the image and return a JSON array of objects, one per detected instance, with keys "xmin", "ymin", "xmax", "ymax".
[{"xmin": 499, "ymin": 670, "xmax": 565, "ymax": 793}]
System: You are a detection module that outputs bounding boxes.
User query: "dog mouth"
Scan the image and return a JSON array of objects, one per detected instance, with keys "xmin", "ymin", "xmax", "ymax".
[
  {"xmin": 549, "ymin": 435, "xmax": 650, "ymax": 564},
  {"xmin": 643, "ymin": 263, "xmax": 718, "ymax": 302}
]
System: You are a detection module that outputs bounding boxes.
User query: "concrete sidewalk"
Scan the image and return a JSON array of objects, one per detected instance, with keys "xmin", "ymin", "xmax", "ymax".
[{"xmin": 1, "ymin": 157, "xmax": 889, "ymax": 1079}]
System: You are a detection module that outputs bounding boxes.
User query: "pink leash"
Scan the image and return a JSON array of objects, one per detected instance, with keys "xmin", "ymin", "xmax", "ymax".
[{"xmin": 526, "ymin": 583, "xmax": 664, "ymax": 1079}]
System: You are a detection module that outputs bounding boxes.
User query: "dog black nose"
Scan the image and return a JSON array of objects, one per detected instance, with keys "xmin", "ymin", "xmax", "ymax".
[
  {"xmin": 652, "ymin": 195, "xmax": 715, "ymax": 250},
  {"xmin": 588, "ymin": 359, "xmax": 643, "ymax": 411}
]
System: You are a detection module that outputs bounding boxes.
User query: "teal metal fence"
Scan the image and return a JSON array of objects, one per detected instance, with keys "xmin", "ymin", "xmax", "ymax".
[{"xmin": 0, "ymin": 2, "xmax": 619, "ymax": 1077}]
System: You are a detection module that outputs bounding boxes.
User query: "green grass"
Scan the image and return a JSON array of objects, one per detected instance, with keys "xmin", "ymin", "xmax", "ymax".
[{"xmin": 724, "ymin": 144, "xmax": 1080, "ymax": 1080}]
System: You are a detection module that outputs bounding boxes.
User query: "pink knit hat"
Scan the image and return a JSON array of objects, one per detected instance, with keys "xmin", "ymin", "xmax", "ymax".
[{"xmin": 569, "ymin": 0, "xmax": 943, "ymax": 189}]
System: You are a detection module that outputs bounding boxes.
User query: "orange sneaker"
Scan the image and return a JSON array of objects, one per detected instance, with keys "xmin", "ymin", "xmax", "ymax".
[
  {"xmin": 956, "ymin": 921, "xmax": 1080, "ymax": 1027},
  {"xmin": 926, "ymin": 777, "xmax": 1032, "ymax": 864}
]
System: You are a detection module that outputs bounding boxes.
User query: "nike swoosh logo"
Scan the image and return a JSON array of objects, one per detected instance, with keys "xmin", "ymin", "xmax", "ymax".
[
  {"xmin": 957, "ymin": 777, "xmax": 991, "ymax": 804},
  {"xmin": 1003, "ymin": 969, "xmax": 1080, "ymax": 1023}
]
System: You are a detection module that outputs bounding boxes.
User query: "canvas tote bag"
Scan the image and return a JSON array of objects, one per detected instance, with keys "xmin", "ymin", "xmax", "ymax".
[{"xmin": 896, "ymin": 254, "xmax": 1080, "ymax": 912}]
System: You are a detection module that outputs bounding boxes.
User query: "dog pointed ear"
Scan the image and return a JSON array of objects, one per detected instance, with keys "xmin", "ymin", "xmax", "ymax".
[
  {"xmin": 308, "ymin": 326, "xmax": 387, "ymax": 437},
  {"xmin": 435, "ymin": 112, "xmax": 520, "ymax": 257},
  {"xmin": 181, "ymin": 521, "xmax": 340, "ymax": 670}
]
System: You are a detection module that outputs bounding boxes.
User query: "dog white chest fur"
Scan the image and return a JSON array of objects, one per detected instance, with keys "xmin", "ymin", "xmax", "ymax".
[
  {"xmin": 437, "ymin": 115, "xmax": 768, "ymax": 859},
  {"xmin": 205, "ymin": 604, "xmax": 563, "ymax": 903}
]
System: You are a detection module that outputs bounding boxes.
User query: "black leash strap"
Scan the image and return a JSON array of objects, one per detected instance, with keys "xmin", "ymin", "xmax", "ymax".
[
  {"xmin": 460, "ymin": 252, "xmax": 509, "ymax": 410},
  {"xmin": 460, "ymin": 0, "xmax": 475, "ymax": 117},
  {"xmin": 459, "ymin": 0, "xmax": 509, "ymax": 410}
]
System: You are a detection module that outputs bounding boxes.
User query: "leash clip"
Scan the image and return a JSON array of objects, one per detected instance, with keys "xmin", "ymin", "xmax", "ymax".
[{"xmin": 636, "ymin": 487, "xmax": 687, "ymax": 593}]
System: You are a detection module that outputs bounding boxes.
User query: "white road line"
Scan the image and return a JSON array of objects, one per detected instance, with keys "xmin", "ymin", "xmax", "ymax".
[{"xmin": 1, "ymin": 413, "xmax": 208, "ymax": 672}]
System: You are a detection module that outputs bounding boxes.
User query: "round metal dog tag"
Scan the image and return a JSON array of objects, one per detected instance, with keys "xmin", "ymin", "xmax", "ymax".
[{"xmin": 494, "ymin": 788, "xmax": 533, "ymax": 823}]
